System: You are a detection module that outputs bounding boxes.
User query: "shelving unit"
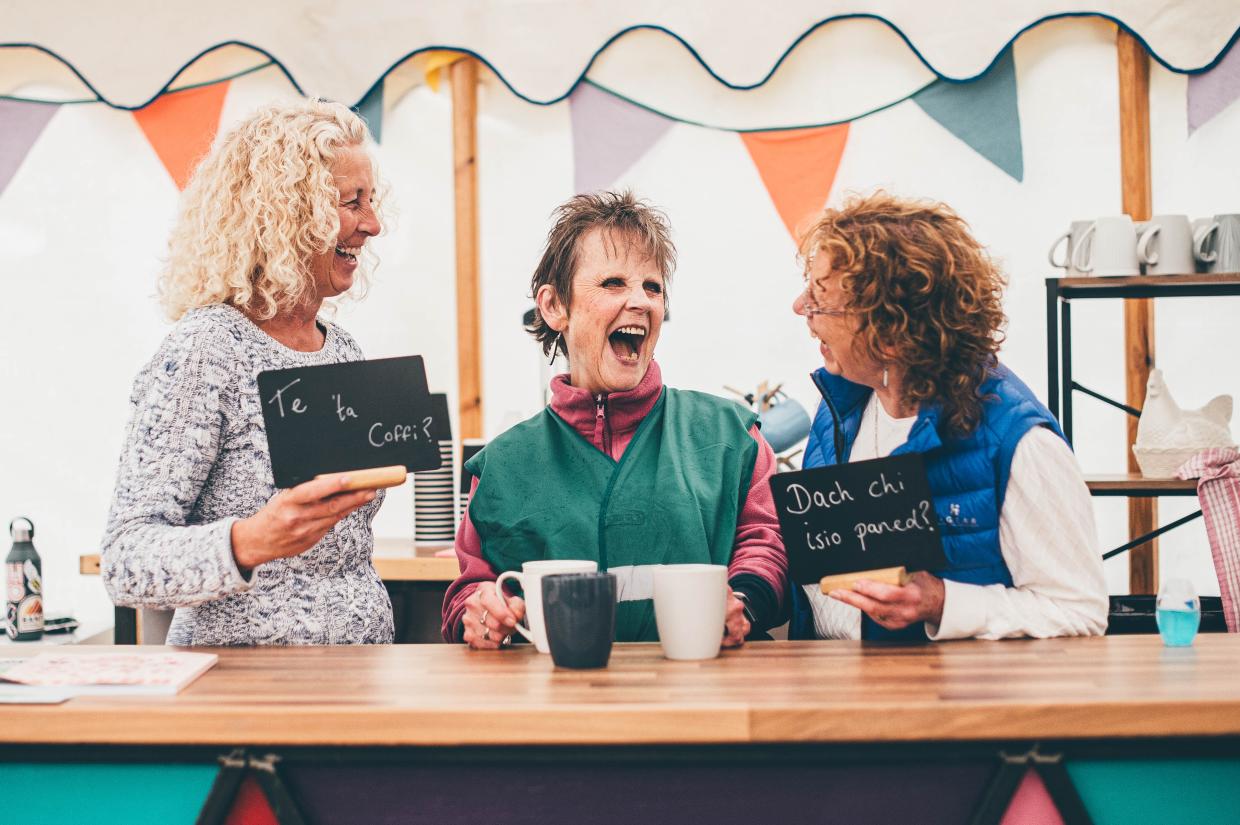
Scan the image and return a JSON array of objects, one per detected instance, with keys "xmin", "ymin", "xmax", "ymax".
[{"xmin": 1045, "ymin": 272, "xmax": 1240, "ymax": 563}]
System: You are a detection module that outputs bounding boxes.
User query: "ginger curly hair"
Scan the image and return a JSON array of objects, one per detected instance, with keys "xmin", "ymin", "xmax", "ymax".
[
  {"xmin": 800, "ymin": 192, "xmax": 1007, "ymax": 437},
  {"xmin": 158, "ymin": 98, "xmax": 383, "ymax": 321}
]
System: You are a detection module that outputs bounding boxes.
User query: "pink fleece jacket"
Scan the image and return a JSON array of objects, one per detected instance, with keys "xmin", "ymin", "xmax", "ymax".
[{"xmin": 441, "ymin": 361, "xmax": 788, "ymax": 642}]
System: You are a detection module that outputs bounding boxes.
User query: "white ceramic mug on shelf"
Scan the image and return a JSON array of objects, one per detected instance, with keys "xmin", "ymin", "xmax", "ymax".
[
  {"xmin": 1194, "ymin": 214, "xmax": 1240, "ymax": 273},
  {"xmin": 653, "ymin": 564, "xmax": 728, "ymax": 661},
  {"xmin": 1072, "ymin": 215, "xmax": 1140, "ymax": 277},
  {"xmin": 1047, "ymin": 220, "xmax": 1094, "ymax": 277},
  {"xmin": 1137, "ymin": 215, "xmax": 1195, "ymax": 276},
  {"xmin": 495, "ymin": 559, "xmax": 598, "ymax": 653}
]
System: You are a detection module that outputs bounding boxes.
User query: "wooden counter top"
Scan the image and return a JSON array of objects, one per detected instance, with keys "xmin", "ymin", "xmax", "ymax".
[
  {"xmin": 81, "ymin": 540, "xmax": 462, "ymax": 583},
  {"xmin": 4, "ymin": 636, "xmax": 1239, "ymax": 748}
]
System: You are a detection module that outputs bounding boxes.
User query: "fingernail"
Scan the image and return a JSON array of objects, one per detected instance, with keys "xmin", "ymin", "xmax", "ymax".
[
  {"xmin": 504, "ymin": 617, "xmax": 515, "ymax": 627},
  {"xmin": 828, "ymin": 590, "xmax": 843, "ymax": 598},
  {"xmin": 366, "ymin": 492, "xmax": 376, "ymax": 501}
]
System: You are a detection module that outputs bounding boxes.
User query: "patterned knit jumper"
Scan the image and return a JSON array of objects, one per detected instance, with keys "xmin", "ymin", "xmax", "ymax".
[{"xmin": 101, "ymin": 305, "xmax": 393, "ymax": 645}]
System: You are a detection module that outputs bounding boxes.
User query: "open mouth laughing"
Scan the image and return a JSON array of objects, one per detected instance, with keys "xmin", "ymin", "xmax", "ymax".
[{"xmin": 608, "ymin": 324, "xmax": 647, "ymax": 364}]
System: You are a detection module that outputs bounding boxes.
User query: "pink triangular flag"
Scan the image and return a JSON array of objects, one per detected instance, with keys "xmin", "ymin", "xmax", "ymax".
[
  {"xmin": 1189, "ymin": 44, "xmax": 1240, "ymax": 133},
  {"xmin": 569, "ymin": 83, "xmax": 674, "ymax": 194},
  {"xmin": 1000, "ymin": 769, "xmax": 1066, "ymax": 825},
  {"xmin": 0, "ymin": 99, "xmax": 60, "ymax": 196}
]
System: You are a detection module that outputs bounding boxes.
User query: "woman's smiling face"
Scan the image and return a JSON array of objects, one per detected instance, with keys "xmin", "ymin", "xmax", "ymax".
[
  {"xmin": 309, "ymin": 144, "xmax": 380, "ymax": 301},
  {"xmin": 542, "ymin": 227, "xmax": 666, "ymax": 395}
]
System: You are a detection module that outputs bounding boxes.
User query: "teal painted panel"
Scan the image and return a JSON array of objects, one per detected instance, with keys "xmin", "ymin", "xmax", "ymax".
[
  {"xmin": 0, "ymin": 763, "xmax": 216, "ymax": 825},
  {"xmin": 1068, "ymin": 760, "xmax": 1240, "ymax": 823}
]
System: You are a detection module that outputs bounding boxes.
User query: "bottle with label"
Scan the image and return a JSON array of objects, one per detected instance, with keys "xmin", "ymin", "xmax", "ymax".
[{"xmin": 6, "ymin": 517, "xmax": 43, "ymax": 641}]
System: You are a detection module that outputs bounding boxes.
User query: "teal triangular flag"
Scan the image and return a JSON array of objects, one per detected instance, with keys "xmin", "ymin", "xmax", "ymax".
[
  {"xmin": 356, "ymin": 81, "xmax": 384, "ymax": 144},
  {"xmin": 913, "ymin": 49, "xmax": 1023, "ymax": 181}
]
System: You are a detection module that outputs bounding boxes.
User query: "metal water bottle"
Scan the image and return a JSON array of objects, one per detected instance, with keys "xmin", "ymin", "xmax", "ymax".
[{"xmin": 6, "ymin": 517, "xmax": 43, "ymax": 641}]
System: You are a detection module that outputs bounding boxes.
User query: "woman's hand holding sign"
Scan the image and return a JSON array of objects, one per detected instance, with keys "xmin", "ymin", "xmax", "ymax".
[
  {"xmin": 829, "ymin": 571, "xmax": 946, "ymax": 630},
  {"xmin": 231, "ymin": 474, "xmax": 377, "ymax": 572}
]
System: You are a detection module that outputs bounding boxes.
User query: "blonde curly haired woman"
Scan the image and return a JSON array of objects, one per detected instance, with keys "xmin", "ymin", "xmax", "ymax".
[{"xmin": 101, "ymin": 99, "xmax": 392, "ymax": 645}]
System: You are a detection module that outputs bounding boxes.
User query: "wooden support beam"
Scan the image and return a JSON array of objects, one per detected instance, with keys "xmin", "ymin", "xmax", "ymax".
[
  {"xmin": 1117, "ymin": 28, "xmax": 1157, "ymax": 594},
  {"xmin": 452, "ymin": 57, "xmax": 483, "ymax": 440}
]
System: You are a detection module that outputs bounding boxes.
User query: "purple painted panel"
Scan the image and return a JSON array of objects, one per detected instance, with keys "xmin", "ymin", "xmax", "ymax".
[{"xmin": 283, "ymin": 756, "xmax": 991, "ymax": 825}]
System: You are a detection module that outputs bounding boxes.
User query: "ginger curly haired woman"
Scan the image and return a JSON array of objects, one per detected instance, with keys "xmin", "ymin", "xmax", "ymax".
[{"xmin": 790, "ymin": 192, "xmax": 1107, "ymax": 642}]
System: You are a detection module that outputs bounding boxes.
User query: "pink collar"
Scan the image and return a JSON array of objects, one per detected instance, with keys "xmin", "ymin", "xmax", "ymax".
[{"xmin": 549, "ymin": 361, "xmax": 663, "ymax": 440}]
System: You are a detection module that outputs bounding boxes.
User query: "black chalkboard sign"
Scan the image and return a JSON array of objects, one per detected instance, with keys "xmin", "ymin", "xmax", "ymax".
[
  {"xmin": 257, "ymin": 356, "xmax": 443, "ymax": 488},
  {"xmin": 770, "ymin": 453, "xmax": 946, "ymax": 585}
]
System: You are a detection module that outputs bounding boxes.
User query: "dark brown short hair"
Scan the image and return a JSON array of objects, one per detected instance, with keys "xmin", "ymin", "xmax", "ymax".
[
  {"xmin": 528, "ymin": 191, "xmax": 676, "ymax": 357},
  {"xmin": 800, "ymin": 192, "xmax": 1007, "ymax": 437}
]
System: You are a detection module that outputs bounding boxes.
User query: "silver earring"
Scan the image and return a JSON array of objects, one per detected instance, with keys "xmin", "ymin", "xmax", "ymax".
[
  {"xmin": 549, "ymin": 332, "xmax": 562, "ymax": 367},
  {"xmin": 882, "ymin": 367, "xmax": 889, "ymax": 389}
]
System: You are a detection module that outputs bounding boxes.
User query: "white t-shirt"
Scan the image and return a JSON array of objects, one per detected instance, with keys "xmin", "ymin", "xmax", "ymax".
[{"xmin": 803, "ymin": 394, "xmax": 1108, "ymax": 640}]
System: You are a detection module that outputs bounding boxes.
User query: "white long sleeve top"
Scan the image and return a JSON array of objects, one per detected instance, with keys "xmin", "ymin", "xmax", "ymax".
[{"xmin": 804, "ymin": 395, "xmax": 1109, "ymax": 641}]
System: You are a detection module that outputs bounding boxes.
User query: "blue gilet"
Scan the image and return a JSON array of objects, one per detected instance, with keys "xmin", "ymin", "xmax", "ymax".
[{"xmin": 789, "ymin": 364, "xmax": 1064, "ymax": 641}]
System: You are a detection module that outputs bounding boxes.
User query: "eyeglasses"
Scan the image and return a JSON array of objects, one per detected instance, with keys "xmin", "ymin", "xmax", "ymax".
[{"xmin": 795, "ymin": 286, "xmax": 850, "ymax": 319}]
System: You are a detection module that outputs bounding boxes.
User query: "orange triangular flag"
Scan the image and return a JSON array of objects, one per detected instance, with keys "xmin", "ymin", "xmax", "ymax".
[
  {"xmin": 133, "ymin": 81, "xmax": 231, "ymax": 190},
  {"xmin": 741, "ymin": 123, "xmax": 849, "ymax": 243}
]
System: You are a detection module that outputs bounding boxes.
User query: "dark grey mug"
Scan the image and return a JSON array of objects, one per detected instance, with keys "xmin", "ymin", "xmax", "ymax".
[{"xmin": 542, "ymin": 572, "xmax": 617, "ymax": 669}]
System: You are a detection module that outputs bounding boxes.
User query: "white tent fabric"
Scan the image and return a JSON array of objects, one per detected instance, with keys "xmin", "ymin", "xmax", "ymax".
[{"xmin": 4, "ymin": 0, "xmax": 1239, "ymax": 109}]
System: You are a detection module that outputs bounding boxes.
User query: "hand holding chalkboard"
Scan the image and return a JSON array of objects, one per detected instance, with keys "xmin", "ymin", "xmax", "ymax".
[
  {"xmin": 769, "ymin": 453, "xmax": 946, "ymax": 590},
  {"xmin": 257, "ymin": 356, "xmax": 442, "ymax": 488},
  {"xmin": 231, "ymin": 474, "xmax": 380, "ymax": 570}
]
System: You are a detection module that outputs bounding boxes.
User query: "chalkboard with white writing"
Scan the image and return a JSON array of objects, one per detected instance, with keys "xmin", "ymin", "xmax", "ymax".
[
  {"xmin": 770, "ymin": 453, "xmax": 946, "ymax": 585},
  {"xmin": 257, "ymin": 356, "xmax": 443, "ymax": 488}
]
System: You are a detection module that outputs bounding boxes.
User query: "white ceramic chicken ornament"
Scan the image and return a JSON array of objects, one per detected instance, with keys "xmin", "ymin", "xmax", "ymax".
[{"xmin": 1136, "ymin": 369, "xmax": 1234, "ymax": 450}]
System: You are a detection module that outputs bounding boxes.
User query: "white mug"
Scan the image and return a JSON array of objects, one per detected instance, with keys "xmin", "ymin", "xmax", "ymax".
[
  {"xmin": 495, "ymin": 559, "xmax": 598, "ymax": 653},
  {"xmin": 653, "ymin": 564, "xmax": 728, "ymax": 661},
  {"xmin": 1047, "ymin": 220, "xmax": 1094, "ymax": 277},
  {"xmin": 1137, "ymin": 215, "xmax": 1195, "ymax": 276},
  {"xmin": 1072, "ymin": 215, "xmax": 1140, "ymax": 277},
  {"xmin": 1194, "ymin": 214, "xmax": 1240, "ymax": 273}
]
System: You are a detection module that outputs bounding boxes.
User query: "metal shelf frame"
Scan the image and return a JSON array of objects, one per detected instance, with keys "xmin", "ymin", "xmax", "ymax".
[{"xmin": 1045, "ymin": 273, "xmax": 1240, "ymax": 558}]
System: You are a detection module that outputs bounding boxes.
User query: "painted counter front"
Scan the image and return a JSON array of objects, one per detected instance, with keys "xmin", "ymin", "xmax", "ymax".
[{"xmin": 1, "ymin": 636, "xmax": 1238, "ymax": 824}]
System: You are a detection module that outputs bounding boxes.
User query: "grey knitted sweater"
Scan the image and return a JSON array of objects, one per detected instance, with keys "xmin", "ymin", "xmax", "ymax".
[{"xmin": 101, "ymin": 305, "xmax": 394, "ymax": 645}]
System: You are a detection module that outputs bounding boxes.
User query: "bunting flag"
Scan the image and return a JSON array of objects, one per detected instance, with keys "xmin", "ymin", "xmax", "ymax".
[
  {"xmin": 1188, "ymin": 42, "xmax": 1240, "ymax": 134},
  {"xmin": 356, "ymin": 79, "xmax": 384, "ymax": 143},
  {"xmin": 0, "ymin": 99, "xmax": 60, "ymax": 198},
  {"xmin": 1000, "ymin": 770, "xmax": 1066, "ymax": 825},
  {"xmin": 569, "ymin": 83, "xmax": 674, "ymax": 195},
  {"xmin": 740, "ymin": 124, "xmax": 850, "ymax": 243},
  {"xmin": 422, "ymin": 50, "xmax": 470, "ymax": 93},
  {"xmin": 912, "ymin": 48, "xmax": 1023, "ymax": 181},
  {"xmin": 133, "ymin": 81, "xmax": 230, "ymax": 190}
]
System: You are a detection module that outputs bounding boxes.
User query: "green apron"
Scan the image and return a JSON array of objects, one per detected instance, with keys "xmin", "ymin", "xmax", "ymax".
[{"xmin": 466, "ymin": 388, "xmax": 758, "ymax": 641}]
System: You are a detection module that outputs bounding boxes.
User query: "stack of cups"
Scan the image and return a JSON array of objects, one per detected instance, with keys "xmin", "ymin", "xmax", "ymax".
[{"xmin": 413, "ymin": 394, "xmax": 456, "ymax": 546}]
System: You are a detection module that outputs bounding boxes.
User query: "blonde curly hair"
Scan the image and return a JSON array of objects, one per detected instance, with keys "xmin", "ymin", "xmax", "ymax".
[{"xmin": 158, "ymin": 98, "xmax": 382, "ymax": 321}]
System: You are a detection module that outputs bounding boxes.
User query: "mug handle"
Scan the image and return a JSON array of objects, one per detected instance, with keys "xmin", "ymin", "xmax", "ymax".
[
  {"xmin": 1047, "ymin": 231, "xmax": 1071, "ymax": 269},
  {"xmin": 1137, "ymin": 225, "xmax": 1160, "ymax": 266},
  {"xmin": 493, "ymin": 572, "xmax": 535, "ymax": 643},
  {"xmin": 1194, "ymin": 222, "xmax": 1219, "ymax": 263},
  {"xmin": 1071, "ymin": 224, "xmax": 1097, "ymax": 273}
]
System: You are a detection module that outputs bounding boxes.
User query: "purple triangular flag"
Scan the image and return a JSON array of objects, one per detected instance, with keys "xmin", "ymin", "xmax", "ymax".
[
  {"xmin": 569, "ymin": 83, "xmax": 673, "ymax": 194},
  {"xmin": 0, "ymin": 99, "xmax": 60, "ymax": 196},
  {"xmin": 1189, "ymin": 44, "xmax": 1240, "ymax": 134}
]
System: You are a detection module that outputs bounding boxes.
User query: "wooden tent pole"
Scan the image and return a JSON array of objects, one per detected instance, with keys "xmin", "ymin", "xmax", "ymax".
[
  {"xmin": 451, "ymin": 57, "xmax": 483, "ymax": 440},
  {"xmin": 1117, "ymin": 28, "xmax": 1157, "ymax": 594}
]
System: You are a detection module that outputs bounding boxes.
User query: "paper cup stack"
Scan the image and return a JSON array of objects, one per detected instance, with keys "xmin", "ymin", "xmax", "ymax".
[{"xmin": 414, "ymin": 438, "xmax": 456, "ymax": 545}]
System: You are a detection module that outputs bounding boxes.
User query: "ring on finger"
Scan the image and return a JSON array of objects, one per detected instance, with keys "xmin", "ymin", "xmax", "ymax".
[
  {"xmin": 482, "ymin": 626, "xmax": 491, "ymax": 642},
  {"xmin": 480, "ymin": 608, "xmax": 489, "ymax": 627}
]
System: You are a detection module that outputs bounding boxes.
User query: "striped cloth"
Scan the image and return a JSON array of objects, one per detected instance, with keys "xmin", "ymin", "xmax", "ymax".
[{"xmin": 1178, "ymin": 447, "xmax": 1240, "ymax": 632}]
